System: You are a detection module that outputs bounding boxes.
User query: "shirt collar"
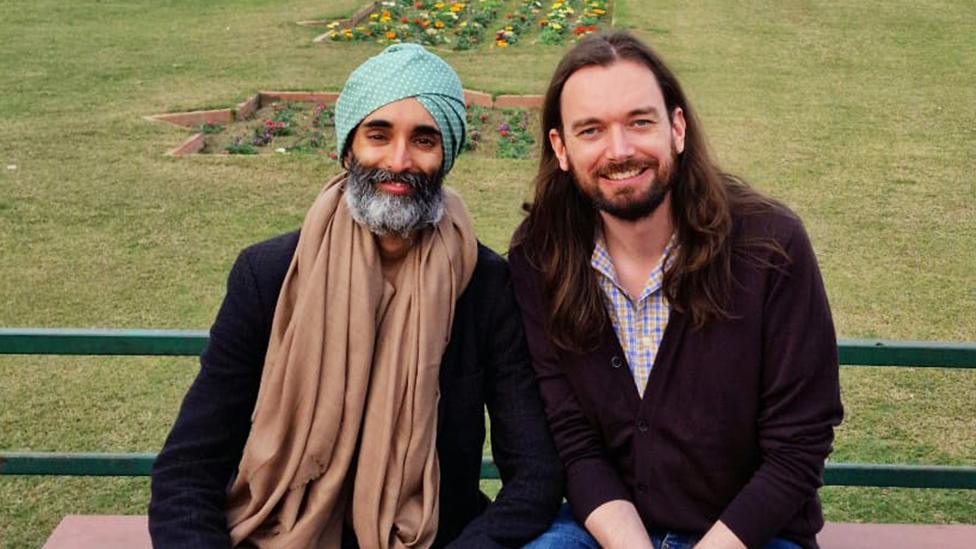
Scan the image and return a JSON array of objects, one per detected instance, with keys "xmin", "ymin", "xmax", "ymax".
[{"xmin": 591, "ymin": 228, "xmax": 676, "ymax": 302}]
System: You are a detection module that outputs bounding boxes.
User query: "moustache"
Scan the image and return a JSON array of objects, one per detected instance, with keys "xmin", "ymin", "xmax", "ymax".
[
  {"xmin": 362, "ymin": 166, "xmax": 431, "ymax": 189},
  {"xmin": 596, "ymin": 159, "xmax": 656, "ymax": 178}
]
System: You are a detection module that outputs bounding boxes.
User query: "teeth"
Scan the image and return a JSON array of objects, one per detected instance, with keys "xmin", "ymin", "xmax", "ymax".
[{"xmin": 604, "ymin": 168, "xmax": 641, "ymax": 180}]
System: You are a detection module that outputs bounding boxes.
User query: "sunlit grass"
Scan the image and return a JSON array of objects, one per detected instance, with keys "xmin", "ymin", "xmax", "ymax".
[{"xmin": 1, "ymin": 0, "xmax": 974, "ymax": 546}]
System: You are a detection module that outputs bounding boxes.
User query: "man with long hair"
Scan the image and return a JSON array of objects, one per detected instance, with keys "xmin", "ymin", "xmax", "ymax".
[
  {"xmin": 509, "ymin": 32, "xmax": 843, "ymax": 549},
  {"xmin": 149, "ymin": 44, "xmax": 563, "ymax": 548}
]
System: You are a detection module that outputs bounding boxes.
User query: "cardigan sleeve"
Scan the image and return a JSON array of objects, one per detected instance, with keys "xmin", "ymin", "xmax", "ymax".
[
  {"xmin": 718, "ymin": 219, "xmax": 844, "ymax": 548},
  {"xmin": 447, "ymin": 248, "xmax": 564, "ymax": 548},
  {"xmin": 507, "ymin": 245, "xmax": 632, "ymax": 524},
  {"xmin": 149, "ymin": 250, "xmax": 270, "ymax": 548}
]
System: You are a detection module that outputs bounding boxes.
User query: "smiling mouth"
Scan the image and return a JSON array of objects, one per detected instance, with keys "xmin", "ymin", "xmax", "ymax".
[
  {"xmin": 600, "ymin": 164, "xmax": 651, "ymax": 182},
  {"xmin": 376, "ymin": 181, "xmax": 413, "ymax": 196}
]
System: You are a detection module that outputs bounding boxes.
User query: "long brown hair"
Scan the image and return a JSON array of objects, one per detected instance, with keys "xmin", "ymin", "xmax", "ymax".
[{"xmin": 517, "ymin": 31, "xmax": 785, "ymax": 352}]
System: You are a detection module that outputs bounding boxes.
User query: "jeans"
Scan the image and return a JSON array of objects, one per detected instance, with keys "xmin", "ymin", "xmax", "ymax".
[{"xmin": 523, "ymin": 503, "xmax": 802, "ymax": 549}]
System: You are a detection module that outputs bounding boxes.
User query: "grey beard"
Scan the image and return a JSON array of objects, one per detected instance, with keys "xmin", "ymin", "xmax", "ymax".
[{"xmin": 344, "ymin": 157, "xmax": 445, "ymax": 238}]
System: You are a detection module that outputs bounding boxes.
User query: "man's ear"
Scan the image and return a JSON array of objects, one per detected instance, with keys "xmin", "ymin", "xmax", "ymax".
[
  {"xmin": 671, "ymin": 107, "xmax": 687, "ymax": 154},
  {"xmin": 548, "ymin": 128, "xmax": 570, "ymax": 171}
]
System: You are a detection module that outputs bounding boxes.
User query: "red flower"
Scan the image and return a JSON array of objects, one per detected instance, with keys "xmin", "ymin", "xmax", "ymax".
[
  {"xmin": 415, "ymin": 1, "xmax": 423, "ymax": 7},
  {"xmin": 500, "ymin": 129, "xmax": 510, "ymax": 137},
  {"xmin": 328, "ymin": 151, "xmax": 338, "ymax": 159},
  {"xmin": 574, "ymin": 24, "xmax": 597, "ymax": 36}
]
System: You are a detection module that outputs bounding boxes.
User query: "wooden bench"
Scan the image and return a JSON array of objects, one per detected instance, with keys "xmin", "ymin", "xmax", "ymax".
[
  {"xmin": 3, "ymin": 328, "xmax": 974, "ymax": 548},
  {"xmin": 38, "ymin": 516, "xmax": 976, "ymax": 548}
]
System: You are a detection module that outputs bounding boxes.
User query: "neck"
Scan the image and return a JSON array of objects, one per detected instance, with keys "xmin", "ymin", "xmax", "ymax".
[
  {"xmin": 599, "ymin": 193, "xmax": 673, "ymax": 266},
  {"xmin": 377, "ymin": 231, "xmax": 415, "ymax": 283}
]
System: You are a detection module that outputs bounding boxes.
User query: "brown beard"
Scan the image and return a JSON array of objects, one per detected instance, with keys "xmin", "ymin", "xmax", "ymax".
[{"xmin": 572, "ymin": 147, "xmax": 676, "ymax": 221}]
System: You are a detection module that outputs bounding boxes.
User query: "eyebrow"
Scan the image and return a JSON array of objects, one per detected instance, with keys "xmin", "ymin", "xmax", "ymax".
[
  {"xmin": 412, "ymin": 124, "xmax": 441, "ymax": 138},
  {"xmin": 361, "ymin": 119, "xmax": 441, "ymax": 138},
  {"xmin": 362, "ymin": 119, "xmax": 393, "ymax": 129},
  {"xmin": 568, "ymin": 107, "xmax": 662, "ymax": 132}
]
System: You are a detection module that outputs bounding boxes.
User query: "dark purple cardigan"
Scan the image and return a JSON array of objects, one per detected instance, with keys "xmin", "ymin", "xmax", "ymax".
[{"xmin": 508, "ymin": 208, "xmax": 843, "ymax": 549}]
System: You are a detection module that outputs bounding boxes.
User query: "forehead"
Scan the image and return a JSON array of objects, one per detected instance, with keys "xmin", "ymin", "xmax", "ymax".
[
  {"xmin": 560, "ymin": 60, "xmax": 666, "ymax": 123},
  {"xmin": 359, "ymin": 97, "xmax": 438, "ymax": 130}
]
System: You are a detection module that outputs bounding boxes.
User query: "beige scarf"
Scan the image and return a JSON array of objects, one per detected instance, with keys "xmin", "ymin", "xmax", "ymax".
[{"xmin": 225, "ymin": 174, "xmax": 477, "ymax": 548}]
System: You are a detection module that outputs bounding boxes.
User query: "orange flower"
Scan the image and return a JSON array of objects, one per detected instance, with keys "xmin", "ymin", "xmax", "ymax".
[
  {"xmin": 435, "ymin": 20, "xmax": 445, "ymax": 28},
  {"xmin": 386, "ymin": 31, "xmax": 397, "ymax": 39}
]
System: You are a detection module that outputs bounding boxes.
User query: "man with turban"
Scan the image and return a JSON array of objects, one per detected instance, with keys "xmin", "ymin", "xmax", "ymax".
[{"xmin": 149, "ymin": 44, "xmax": 563, "ymax": 548}]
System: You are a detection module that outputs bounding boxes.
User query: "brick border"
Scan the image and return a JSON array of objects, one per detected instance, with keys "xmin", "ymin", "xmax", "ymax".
[
  {"xmin": 493, "ymin": 95, "xmax": 542, "ymax": 109},
  {"xmin": 149, "ymin": 89, "xmax": 544, "ymax": 156},
  {"xmin": 166, "ymin": 133, "xmax": 206, "ymax": 156},
  {"xmin": 309, "ymin": 1, "xmax": 379, "ymax": 43},
  {"xmin": 145, "ymin": 108, "xmax": 233, "ymax": 128}
]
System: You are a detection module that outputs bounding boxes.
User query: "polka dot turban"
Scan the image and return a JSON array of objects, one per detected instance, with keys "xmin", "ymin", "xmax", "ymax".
[{"xmin": 335, "ymin": 43, "xmax": 467, "ymax": 174}]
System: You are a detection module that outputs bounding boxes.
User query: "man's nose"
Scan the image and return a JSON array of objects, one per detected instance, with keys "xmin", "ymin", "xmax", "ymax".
[
  {"xmin": 606, "ymin": 125, "xmax": 634, "ymax": 160},
  {"xmin": 386, "ymin": 137, "xmax": 413, "ymax": 173}
]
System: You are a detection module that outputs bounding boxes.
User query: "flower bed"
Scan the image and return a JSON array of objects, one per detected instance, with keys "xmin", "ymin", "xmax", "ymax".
[
  {"xmin": 538, "ymin": 0, "xmax": 608, "ymax": 45},
  {"xmin": 319, "ymin": 0, "xmax": 610, "ymax": 50},
  {"xmin": 191, "ymin": 99, "xmax": 539, "ymax": 160},
  {"xmin": 202, "ymin": 101, "xmax": 339, "ymax": 156}
]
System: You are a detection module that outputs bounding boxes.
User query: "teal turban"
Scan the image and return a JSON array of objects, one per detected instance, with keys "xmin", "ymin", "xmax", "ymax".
[{"xmin": 335, "ymin": 43, "xmax": 467, "ymax": 174}]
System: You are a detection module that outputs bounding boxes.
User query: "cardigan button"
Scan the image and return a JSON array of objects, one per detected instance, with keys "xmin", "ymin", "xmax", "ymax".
[
  {"xmin": 610, "ymin": 356, "xmax": 623, "ymax": 369},
  {"xmin": 636, "ymin": 419, "xmax": 649, "ymax": 433}
]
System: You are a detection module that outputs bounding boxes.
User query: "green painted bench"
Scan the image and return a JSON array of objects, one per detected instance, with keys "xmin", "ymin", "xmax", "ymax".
[{"xmin": 2, "ymin": 328, "xmax": 975, "ymax": 548}]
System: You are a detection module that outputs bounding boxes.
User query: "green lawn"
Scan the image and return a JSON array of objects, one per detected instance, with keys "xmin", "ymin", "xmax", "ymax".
[{"xmin": 1, "ymin": 0, "xmax": 974, "ymax": 546}]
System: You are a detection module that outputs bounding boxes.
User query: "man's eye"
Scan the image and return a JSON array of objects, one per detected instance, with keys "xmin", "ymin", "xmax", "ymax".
[
  {"xmin": 367, "ymin": 133, "xmax": 387, "ymax": 141},
  {"xmin": 415, "ymin": 136, "xmax": 438, "ymax": 147},
  {"xmin": 578, "ymin": 127, "xmax": 599, "ymax": 137},
  {"xmin": 632, "ymin": 119, "xmax": 654, "ymax": 128}
]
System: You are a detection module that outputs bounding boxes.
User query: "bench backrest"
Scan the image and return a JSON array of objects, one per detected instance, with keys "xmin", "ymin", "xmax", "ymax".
[{"xmin": 1, "ymin": 328, "xmax": 974, "ymax": 489}]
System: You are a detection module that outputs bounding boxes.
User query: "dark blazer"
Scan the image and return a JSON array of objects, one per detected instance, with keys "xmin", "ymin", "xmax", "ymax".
[
  {"xmin": 149, "ymin": 231, "xmax": 563, "ymax": 548},
  {"xmin": 509, "ymin": 208, "xmax": 843, "ymax": 549}
]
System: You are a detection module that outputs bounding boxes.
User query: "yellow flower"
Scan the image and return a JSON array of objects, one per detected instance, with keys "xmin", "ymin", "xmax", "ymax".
[
  {"xmin": 593, "ymin": 8, "xmax": 605, "ymax": 14},
  {"xmin": 504, "ymin": 25, "xmax": 512, "ymax": 31},
  {"xmin": 434, "ymin": 2, "xmax": 445, "ymax": 8},
  {"xmin": 552, "ymin": 2, "xmax": 562, "ymax": 8},
  {"xmin": 450, "ymin": 2, "xmax": 465, "ymax": 12},
  {"xmin": 551, "ymin": 22, "xmax": 562, "ymax": 30},
  {"xmin": 435, "ymin": 20, "xmax": 445, "ymax": 28},
  {"xmin": 370, "ymin": 12, "xmax": 379, "ymax": 19},
  {"xmin": 327, "ymin": 21, "xmax": 340, "ymax": 29},
  {"xmin": 380, "ymin": 15, "xmax": 391, "ymax": 23},
  {"xmin": 460, "ymin": 21, "xmax": 467, "ymax": 27},
  {"xmin": 496, "ymin": 40, "xmax": 508, "ymax": 47}
]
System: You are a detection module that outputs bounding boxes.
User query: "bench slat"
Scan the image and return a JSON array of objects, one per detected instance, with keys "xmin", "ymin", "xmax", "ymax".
[
  {"xmin": 3, "ymin": 329, "xmax": 975, "ymax": 368},
  {"xmin": 40, "ymin": 516, "xmax": 976, "ymax": 549},
  {"xmin": 3, "ymin": 452, "xmax": 976, "ymax": 489},
  {"xmin": 0, "ymin": 328, "xmax": 207, "ymax": 356}
]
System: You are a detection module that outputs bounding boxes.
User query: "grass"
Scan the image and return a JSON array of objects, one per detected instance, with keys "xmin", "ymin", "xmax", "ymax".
[{"xmin": 1, "ymin": 0, "xmax": 974, "ymax": 546}]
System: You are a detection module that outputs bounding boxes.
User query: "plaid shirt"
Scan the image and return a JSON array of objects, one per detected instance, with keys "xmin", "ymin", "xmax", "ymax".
[{"xmin": 591, "ymin": 234, "xmax": 673, "ymax": 397}]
